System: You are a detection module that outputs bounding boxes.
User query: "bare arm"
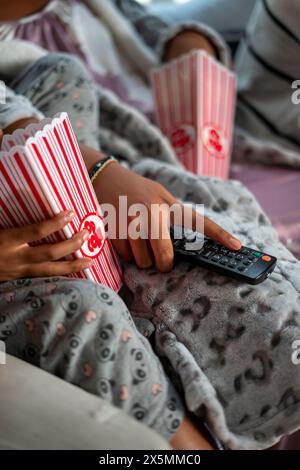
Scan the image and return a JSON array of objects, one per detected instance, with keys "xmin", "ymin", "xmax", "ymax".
[{"xmin": 0, "ymin": 0, "xmax": 49, "ymax": 21}]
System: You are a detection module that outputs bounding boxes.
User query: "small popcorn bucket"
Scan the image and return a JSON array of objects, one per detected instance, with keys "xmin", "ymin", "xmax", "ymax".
[
  {"xmin": 0, "ymin": 113, "xmax": 122, "ymax": 291},
  {"xmin": 151, "ymin": 50, "xmax": 236, "ymax": 179}
]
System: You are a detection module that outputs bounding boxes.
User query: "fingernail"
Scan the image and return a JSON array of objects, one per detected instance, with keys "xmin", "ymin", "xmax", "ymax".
[
  {"xmin": 82, "ymin": 230, "xmax": 90, "ymax": 241},
  {"xmin": 229, "ymin": 237, "xmax": 241, "ymax": 250},
  {"xmin": 64, "ymin": 210, "xmax": 75, "ymax": 221},
  {"xmin": 73, "ymin": 230, "xmax": 89, "ymax": 242}
]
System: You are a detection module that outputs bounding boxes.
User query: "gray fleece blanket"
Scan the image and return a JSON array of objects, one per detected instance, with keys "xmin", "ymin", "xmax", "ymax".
[
  {"xmin": 91, "ymin": 83, "xmax": 300, "ymax": 450},
  {"xmin": 120, "ymin": 159, "xmax": 300, "ymax": 450}
]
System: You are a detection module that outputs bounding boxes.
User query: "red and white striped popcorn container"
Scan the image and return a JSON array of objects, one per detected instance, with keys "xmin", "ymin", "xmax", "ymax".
[
  {"xmin": 151, "ymin": 50, "xmax": 236, "ymax": 179},
  {"xmin": 0, "ymin": 112, "xmax": 122, "ymax": 291}
]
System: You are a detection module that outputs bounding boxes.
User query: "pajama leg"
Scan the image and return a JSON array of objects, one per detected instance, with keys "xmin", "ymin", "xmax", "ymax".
[
  {"xmin": 0, "ymin": 276, "xmax": 184, "ymax": 441},
  {"xmin": 10, "ymin": 53, "xmax": 100, "ymax": 150}
]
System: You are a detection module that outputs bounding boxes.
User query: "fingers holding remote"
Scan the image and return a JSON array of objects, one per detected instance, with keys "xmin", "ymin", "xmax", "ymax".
[
  {"xmin": 172, "ymin": 203, "xmax": 241, "ymax": 251},
  {"xmin": 203, "ymin": 217, "xmax": 241, "ymax": 251}
]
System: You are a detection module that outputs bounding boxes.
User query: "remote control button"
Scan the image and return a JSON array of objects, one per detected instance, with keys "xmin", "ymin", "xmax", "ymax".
[
  {"xmin": 243, "ymin": 260, "xmax": 251, "ymax": 266},
  {"xmin": 220, "ymin": 257, "xmax": 229, "ymax": 265},
  {"xmin": 184, "ymin": 243, "xmax": 200, "ymax": 252},
  {"xmin": 236, "ymin": 254, "xmax": 244, "ymax": 261},
  {"xmin": 220, "ymin": 248, "xmax": 228, "ymax": 255},
  {"xmin": 253, "ymin": 251, "xmax": 262, "ymax": 257},
  {"xmin": 262, "ymin": 255, "xmax": 272, "ymax": 262},
  {"xmin": 248, "ymin": 255, "xmax": 255, "ymax": 261},
  {"xmin": 185, "ymin": 232, "xmax": 196, "ymax": 243},
  {"xmin": 202, "ymin": 250, "xmax": 214, "ymax": 259},
  {"xmin": 227, "ymin": 252, "xmax": 235, "ymax": 258},
  {"xmin": 228, "ymin": 261, "xmax": 238, "ymax": 268},
  {"xmin": 238, "ymin": 266, "xmax": 246, "ymax": 272},
  {"xmin": 211, "ymin": 254, "xmax": 221, "ymax": 262},
  {"xmin": 241, "ymin": 248, "xmax": 250, "ymax": 255},
  {"xmin": 210, "ymin": 245, "xmax": 218, "ymax": 252}
]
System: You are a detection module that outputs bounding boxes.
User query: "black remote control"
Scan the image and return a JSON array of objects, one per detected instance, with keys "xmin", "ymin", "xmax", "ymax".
[{"xmin": 171, "ymin": 228, "xmax": 277, "ymax": 285}]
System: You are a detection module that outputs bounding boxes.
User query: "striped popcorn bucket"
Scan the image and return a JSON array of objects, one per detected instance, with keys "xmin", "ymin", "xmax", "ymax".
[
  {"xmin": 0, "ymin": 113, "xmax": 122, "ymax": 291},
  {"xmin": 151, "ymin": 50, "xmax": 236, "ymax": 179}
]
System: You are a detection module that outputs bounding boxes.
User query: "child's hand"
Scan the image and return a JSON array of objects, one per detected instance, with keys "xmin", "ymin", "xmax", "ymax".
[
  {"xmin": 93, "ymin": 161, "xmax": 241, "ymax": 273},
  {"xmin": 0, "ymin": 211, "xmax": 92, "ymax": 281},
  {"xmin": 164, "ymin": 31, "xmax": 218, "ymax": 62}
]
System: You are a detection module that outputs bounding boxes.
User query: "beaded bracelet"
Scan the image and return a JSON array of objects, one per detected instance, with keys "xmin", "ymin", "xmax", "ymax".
[{"xmin": 89, "ymin": 156, "xmax": 117, "ymax": 184}]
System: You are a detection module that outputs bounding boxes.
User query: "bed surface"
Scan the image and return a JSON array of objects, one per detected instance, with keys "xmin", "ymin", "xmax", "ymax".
[{"xmin": 231, "ymin": 164, "xmax": 300, "ymax": 258}]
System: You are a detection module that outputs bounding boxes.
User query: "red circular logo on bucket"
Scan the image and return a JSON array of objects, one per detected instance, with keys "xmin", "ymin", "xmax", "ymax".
[
  {"xmin": 201, "ymin": 125, "xmax": 228, "ymax": 159},
  {"xmin": 171, "ymin": 125, "xmax": 195, "ymax": 154},
  {"xmin": 79, "ymin": 213, "xmax": 105, "ymax": 258}
]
